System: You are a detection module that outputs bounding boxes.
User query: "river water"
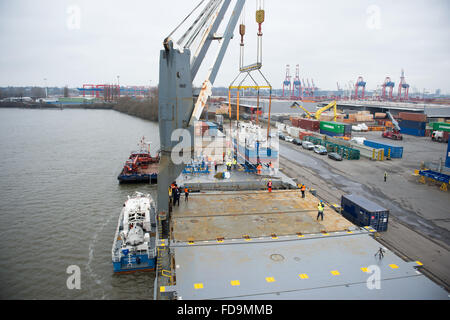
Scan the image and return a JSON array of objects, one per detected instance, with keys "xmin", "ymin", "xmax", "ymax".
[{"xmin": 0, "ymin": 108, "xmax": 160, "ymax": 299}]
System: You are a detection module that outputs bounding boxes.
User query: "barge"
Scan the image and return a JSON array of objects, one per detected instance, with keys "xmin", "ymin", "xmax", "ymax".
[{"xmin": 118, "ymin": 137, "xmax": 159, "ymax": 184}]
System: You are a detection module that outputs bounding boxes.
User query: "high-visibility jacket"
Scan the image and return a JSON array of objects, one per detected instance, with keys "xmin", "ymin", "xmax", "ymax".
[
  {"xmin": 233, "ymin": 159, "xmax": 237, "ymax": 165},
  {"xmin": 318, "ymin": 204, "xmax": 324, "ymax": 212},
  {"xmin": 301, "ymin": 185, "xmax": 306, "ymax": 191},
  {"xmin": 168, "ymin": 187, "xmax": 172, "ymax": 197}
]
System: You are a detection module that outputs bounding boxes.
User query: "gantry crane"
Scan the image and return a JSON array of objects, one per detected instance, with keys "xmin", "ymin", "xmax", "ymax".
[{"xmin": 157, "ymin": 0, "xmax": 246, "ymax": 219}]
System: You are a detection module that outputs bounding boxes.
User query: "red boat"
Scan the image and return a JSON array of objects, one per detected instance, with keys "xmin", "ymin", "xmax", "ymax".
[{"xmin": 118, "ymin": 137, "xmax": 160, "ymax": 184}]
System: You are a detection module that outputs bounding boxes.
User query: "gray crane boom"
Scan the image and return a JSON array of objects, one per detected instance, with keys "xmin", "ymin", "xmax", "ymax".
[{"xmin": 157, "ymin": 0, "xmax": 246, "ymax": 222}]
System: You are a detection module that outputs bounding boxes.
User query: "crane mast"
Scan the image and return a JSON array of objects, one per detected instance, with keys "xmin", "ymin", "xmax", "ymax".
[{"xmin": 157, "ymin": 0, "xmax": 246, "ymax": 220}]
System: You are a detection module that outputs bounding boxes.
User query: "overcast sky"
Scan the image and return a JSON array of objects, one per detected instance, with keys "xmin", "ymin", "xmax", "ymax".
[{"xmin": 0, "ymin": 0, "xmax": 449, "ymax": 93}]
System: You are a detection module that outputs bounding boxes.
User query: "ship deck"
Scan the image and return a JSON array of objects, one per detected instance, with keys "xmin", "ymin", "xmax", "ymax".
[
  {"xmin": 135, "ymin": 163, "xmax": 159, "ymax": 174},
  {"xmin": 158, "ymin": 189, "xmax": 449, "ymax": 300},
  {"xmin": 170, "ymin": 232, "xmax": 446, "ymax": 300},
  {"xmin": 171, "ymin": 190, "xmax": 354, "ymax": 242}
]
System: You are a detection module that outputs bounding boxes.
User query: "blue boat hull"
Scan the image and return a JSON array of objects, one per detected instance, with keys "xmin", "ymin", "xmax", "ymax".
[{"xmin": 113, "ymin": 254, "xmax": 156, "ymax": 274}]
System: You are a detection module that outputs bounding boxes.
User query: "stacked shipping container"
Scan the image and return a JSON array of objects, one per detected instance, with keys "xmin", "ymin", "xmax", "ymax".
[
  {"xmin": 363, "ymin": 140, "xmax": 403, "ymax": 158},
  {"xmin": 447, "ymin": 141, "xmax": 450, "ymax": 169},
  {"xmin": 398, "ymin": 112, "xmax": 427, "ymax": 137},
  {"xmin": 299, "ymin": 119, "xmax": 320, "ymax": 132},
  {"xmin": 320, "ymin": 121, "xmax": 351, "ymax": 138}
]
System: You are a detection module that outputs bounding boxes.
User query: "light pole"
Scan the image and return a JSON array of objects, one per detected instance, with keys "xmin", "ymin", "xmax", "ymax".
[
  {"xmin": 117, "ymin": 75, "xmax": 120, "ymax": 98},
  {"xmin": 44, "ymin": 78, "xmax": 48, "ymax": 98}
]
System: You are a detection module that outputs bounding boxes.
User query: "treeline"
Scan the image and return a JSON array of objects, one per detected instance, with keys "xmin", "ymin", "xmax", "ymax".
[
  {"xmin": 113, "ymin": 92, "xmax": 158, "ymax": 122},
  {"xmin": 0, "ymin": 86, "xmax": 76, "ymax": 99}
]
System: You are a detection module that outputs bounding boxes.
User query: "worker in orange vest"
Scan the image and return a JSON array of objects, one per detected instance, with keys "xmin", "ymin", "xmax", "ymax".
[
  {"xmin": 267, "ymin": 180, "xmax": 273, "ymax": 192},
  {"xmin": 301, "ymin": 184, "xmax": 306, "ymax": 198},
  {"xmin": 257, "ymin": 163, "xmax": 262, "ymax": 175}
]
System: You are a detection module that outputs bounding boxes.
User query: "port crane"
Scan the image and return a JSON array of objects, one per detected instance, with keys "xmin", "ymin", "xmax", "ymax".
[
  {"xmin": 382, "ymin": 111, "xmax": 403, "ymax": 140},
  {"xmin": 157, "ymin": 0, "xmax": 247, "ymax": 219},
  {"xmin": 291, "ymin": 100, "xmax": 338, "ymax": 121},
  {"xmin": 397, "ymin": 69, "xmax": 410, "ymax": 101},
  {"xmin": 282, "ymin": 64, "xmax": 292, "ymax": 97},
  {"xmin": 292, "ymin": 64, "xmax": 302, "ymax": 99}
]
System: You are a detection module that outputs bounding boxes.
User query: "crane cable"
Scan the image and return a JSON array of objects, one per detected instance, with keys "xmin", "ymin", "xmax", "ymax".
[{"xmin": 165, "ymin": 0, "xmax": 207, "ymax": 44}]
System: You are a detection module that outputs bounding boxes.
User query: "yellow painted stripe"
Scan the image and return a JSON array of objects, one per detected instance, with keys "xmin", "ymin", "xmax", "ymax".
[
  {"xmin": 194, "ymin": 283, "xmax": 204, "ymax": 289},
  {"xmin": 361, "ymin": 267, "xmax": 369, "ymax": 273},
  {"xmin": 230, "ymin": 280, "xmax": 240, "ymax": 286},
  {"xmin": 299, "ymin": 274, "xmax": 309, "ymax": 279},
  {"xmin": 331, "ymin": 270, "xmax": 340, "ymax": 276},
  {"xmin": 265, "ymin": 277, "xmax": 275, "ymax": 283},
  {"xmin": 389, "ymin": 264, "xmax": 399, "ymax": 269}
]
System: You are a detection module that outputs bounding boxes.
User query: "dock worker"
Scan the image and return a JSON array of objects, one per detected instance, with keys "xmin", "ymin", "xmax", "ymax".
[
  {"xmin": 267, "ymin": 180, "xmax": 273, "ymax": 193},
  {"xmin": 184, "ymin": 187, "xmax": 189, "ymax": 202},
  {"xmin": 173, "ymin": 186, "xmax": 181, "ymax": 207},
  {"xmin": 257, "ymin": 163, "xmax": 262, "ymax": 175},
  {"xmin": 168, "ymin": 186, "xmax": 173, "ymax": 206},
  {"xmin": 269, "ymin": 161, "xmax": 274, "ymax": 175},
  {"xmin": 301, "ymin": 184, "xmax": 306, "ymax": 198},
  {"xmin": 317, "ymin": 201, "xmax": 324, "ymax": 221},
  {"xmin": 384, "ymin": 171, "xmax": 388, "ymax": 182},
  {"xmin": 233, "ymin": 158, "xmax": 237, "ymax": 170}
]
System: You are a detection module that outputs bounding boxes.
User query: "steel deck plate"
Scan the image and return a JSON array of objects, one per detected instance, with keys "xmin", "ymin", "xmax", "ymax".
[
  {"xmin": 171, "ymin": 190, "xmax": 354, "ymax": 242},
  {"xmin": 172, "ymin": 233, "xmax": 449, "ymax": 300}
]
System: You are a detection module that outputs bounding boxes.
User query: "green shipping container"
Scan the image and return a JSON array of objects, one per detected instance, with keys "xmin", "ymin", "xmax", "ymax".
[
  {"xmin": 320, "ymin": 121, "xmax": 345, "ymax": 134},
  {"xmin": 432, "ymin": 122, "xmax": 450, "ymax": 132}
]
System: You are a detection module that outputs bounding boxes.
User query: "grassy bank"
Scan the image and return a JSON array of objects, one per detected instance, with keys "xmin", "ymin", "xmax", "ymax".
[{"xmin": 113, "ymin": 96, "xmax": 158, "ymax": 122}]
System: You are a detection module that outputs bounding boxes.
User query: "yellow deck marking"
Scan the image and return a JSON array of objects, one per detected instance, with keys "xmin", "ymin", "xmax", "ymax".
[
  {"xmin": 230, "ymin": 280, "xmax": 240, "ymax": 286},
  {"xmin": 389, "ymin": 264, "xmax": 399, "ymax": 269},
  {"xmin": 265, "ymin": 277, "xmax": 275, "ymax": 283},
  {"xmin": 299, "ymin": 274, "xmax": 309, "ymax": 279},
  {"xmin": 361, "ymin": 267, "xmax": 369, "ymax": 273},
  {"xmin": 194, "ymin": 283, "xmax": 204, "ymax": 289},
  {"xmin": 331, "ymin": 270, "xmax": 340, "ymax": 276}
]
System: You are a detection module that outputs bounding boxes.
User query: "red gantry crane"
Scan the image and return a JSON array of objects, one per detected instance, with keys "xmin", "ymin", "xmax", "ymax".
[
  {"xmin": 354, "ymin": 76, "xmax": 366, "ymax": 100},
  {"xmin": 381, "ymin": 77, "xmax": 395, "ymax": 100}
]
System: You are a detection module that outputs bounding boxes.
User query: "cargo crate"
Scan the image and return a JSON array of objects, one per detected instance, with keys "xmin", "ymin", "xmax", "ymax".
[
  {"xmin": 363, "ymin": 140, "xmax": 403, "ymax": 159},
  {"xmin": 446, "ymin": 142, "xmax": 450, "ymax": 169},
  {"xmin": 400, "ymin": 127, "xmax": 425, "ymax": 137},
  {"xmin": 399, "ymin": 120, "xmax": 426, "ymax": 130},
  {"xmin": 432, "ymin": 122, "xmax": 450, "ymax": 132},
  {"xmin": 341, "ymin": 194, "xmax": 389, "ymax": 232}
]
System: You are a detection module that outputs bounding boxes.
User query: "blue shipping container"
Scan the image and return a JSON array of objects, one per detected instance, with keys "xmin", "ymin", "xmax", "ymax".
[
  {"xmin": 399, "ymin": 120, "xmax": 426, "ymax": 130},
  {"xmin": 400, "ymin": 127, "xmax": 425, "ymax": 137},
  {"xmin": 341, "ymin": 194, "xmax": 389, "ymax": 232},
  {"xmin": 363, "ymin": 140, "xmax": 403, "ymax": 158},
  {"xmin": 320, "ymin": 129, "xmax": 344, "ymax": 137},
  {"xmin": 446, "ymin": 141, "xmax": 450, "ymax": 168}
]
